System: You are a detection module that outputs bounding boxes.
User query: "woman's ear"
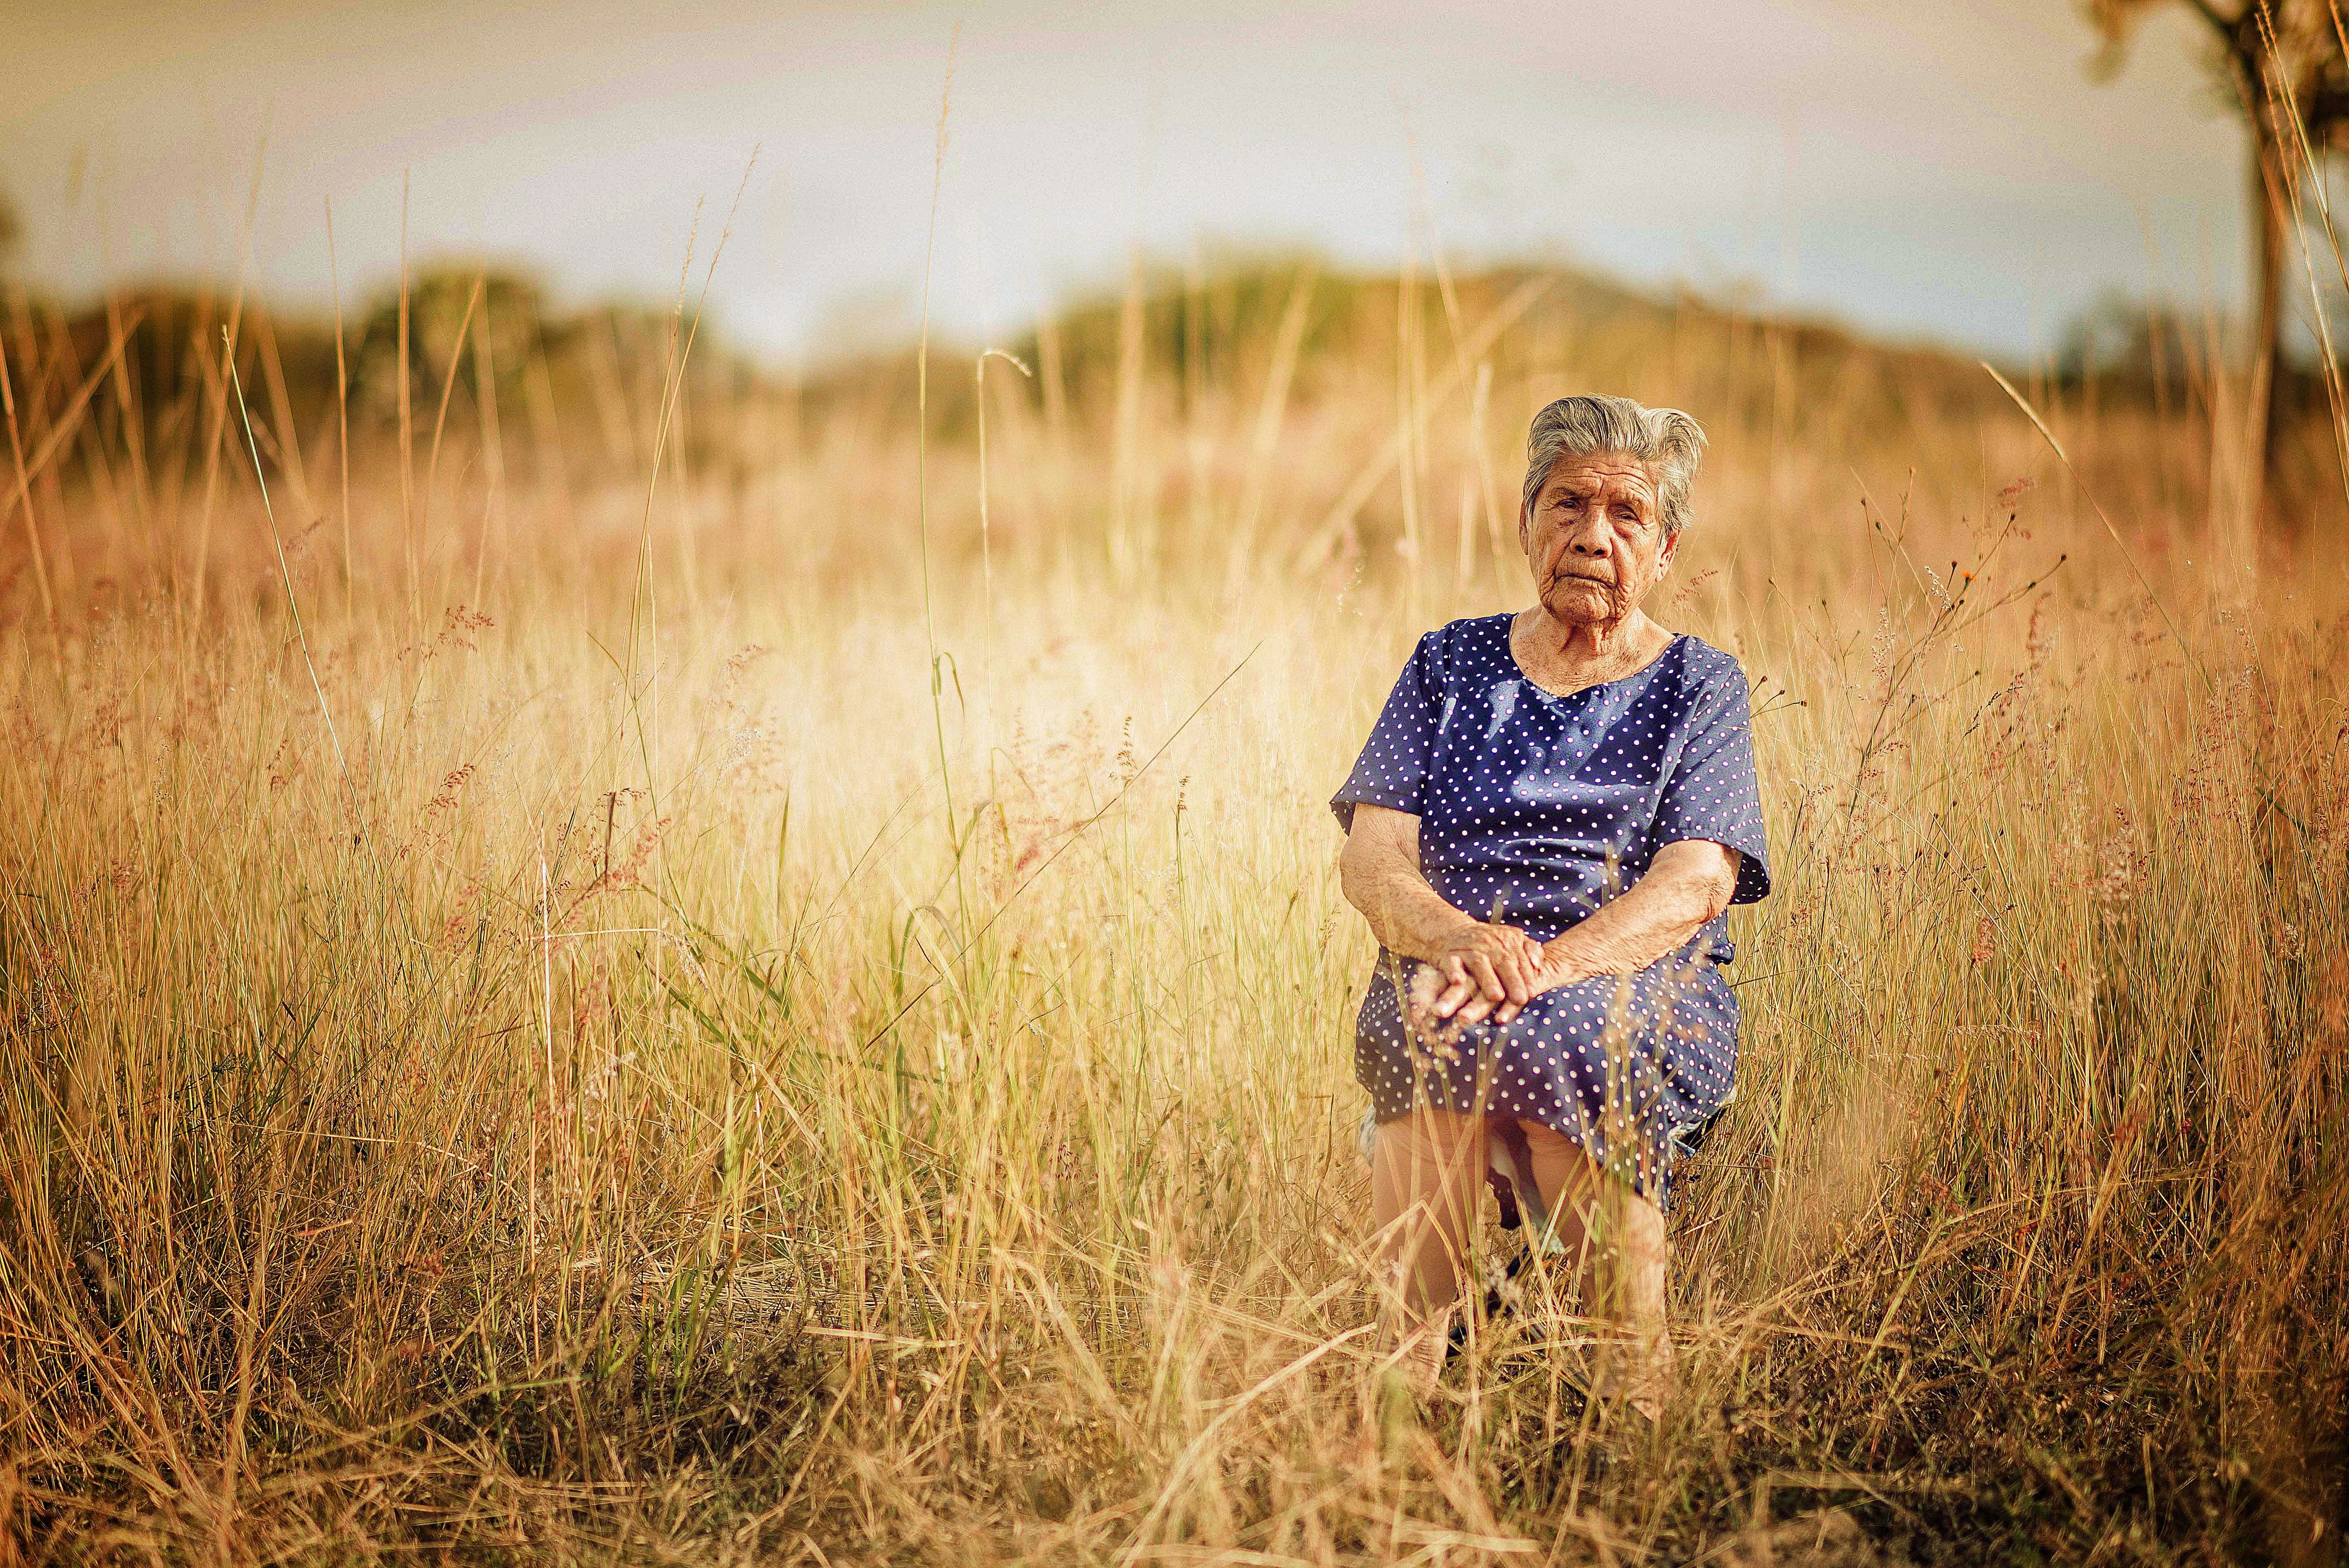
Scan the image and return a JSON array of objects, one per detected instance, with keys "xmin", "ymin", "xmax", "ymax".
[
  {"xmin": 1657, "ymin": 528, "xmax": 1679, "ymax": 576},
  {"xmin": 1516, "ymin": 504, "xmax": 1531, "ymax": 555}
]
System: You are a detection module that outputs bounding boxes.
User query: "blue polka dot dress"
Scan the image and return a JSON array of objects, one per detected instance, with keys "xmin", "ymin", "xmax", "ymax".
[{"xmin": 1332, "ymin": 614, "xmax": 1771, "ymax": 1201}]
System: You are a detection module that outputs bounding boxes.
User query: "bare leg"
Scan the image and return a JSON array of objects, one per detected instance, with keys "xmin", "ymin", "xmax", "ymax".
[
  {"xmin": 1518, "ymin": 1120, "xmax": 1675, "ymax": 1420},
  {"xmin": 1370, "ymin": 1107, "xmax": 1485, "ymax": 1393}
]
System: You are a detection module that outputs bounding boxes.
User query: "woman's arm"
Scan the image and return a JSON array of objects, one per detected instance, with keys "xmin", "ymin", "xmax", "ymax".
[
  {"xmin": 1339, "ymin": 802, "xmax": 1545, "ymax": 1032},
  {"xmin": 1446, "ymin": 839, "xmax": 1741, "ymax": 1030}
]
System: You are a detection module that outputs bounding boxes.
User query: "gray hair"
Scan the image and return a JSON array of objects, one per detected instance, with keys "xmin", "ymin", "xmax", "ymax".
[{"xmin": 1519, "ymin": 395, "xmax": 1707, "ymax": 539}]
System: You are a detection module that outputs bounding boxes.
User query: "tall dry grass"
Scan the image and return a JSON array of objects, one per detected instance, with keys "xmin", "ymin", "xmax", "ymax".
[{"xmin": 0, "ymin": 251, "xmax": 2344, "ymax": 1567}]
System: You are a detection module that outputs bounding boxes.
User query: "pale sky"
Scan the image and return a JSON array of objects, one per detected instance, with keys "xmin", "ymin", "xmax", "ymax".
[{"xmin": 2, "ymin": 0, "xmax": 2251, "ymax": 362}]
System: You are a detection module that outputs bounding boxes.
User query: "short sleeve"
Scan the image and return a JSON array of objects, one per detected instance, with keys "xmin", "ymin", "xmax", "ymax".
[
  {"xmin": 1330, "ymin": 630, "xmax": 1450, "ymax": 833},
  {"xmin": 1652, "ymin": 667, "xmax": 1772, "ymax": 903}
]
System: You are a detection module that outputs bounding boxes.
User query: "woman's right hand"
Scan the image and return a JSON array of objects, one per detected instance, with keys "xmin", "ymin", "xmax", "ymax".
[
  {"xmin": 1338, "ymin": 805, "xmax": 1541, "ymax": 1049},
  {"xmin": 1405, "ymin": 919, "xmax": 1545, "ymax": 1049}
]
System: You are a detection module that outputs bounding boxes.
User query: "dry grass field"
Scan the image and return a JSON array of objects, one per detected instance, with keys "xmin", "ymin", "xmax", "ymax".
[{"xmin": 0, "ymin": 251, "xmax": 2345, "ymax": 1566}]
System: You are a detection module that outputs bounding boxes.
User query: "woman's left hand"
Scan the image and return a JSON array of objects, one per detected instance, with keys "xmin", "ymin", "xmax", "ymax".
[
  {"xmin": 1443, "ymin": 945, "xmax": 1595, "ymax": 1031},
  {"xmin": 1434, "ymin": 841, "xmax": 1739, "ymax": 1032}
]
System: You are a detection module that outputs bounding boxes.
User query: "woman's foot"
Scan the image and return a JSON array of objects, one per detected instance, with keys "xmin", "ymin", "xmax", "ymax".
[
  {"xmin": 1588, "ymin": 1327, "xmax": 1674, "ymax": 1428},
  {"xmin": 1505, "ymin": 1320, "xmax": 1671, "ymax": 1429}
]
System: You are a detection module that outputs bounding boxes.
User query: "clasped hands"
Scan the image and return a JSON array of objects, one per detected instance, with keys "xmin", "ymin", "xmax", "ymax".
[{"xmin": 1401, "ymin": 917, "xmax": 1593, "ymax": 1062}]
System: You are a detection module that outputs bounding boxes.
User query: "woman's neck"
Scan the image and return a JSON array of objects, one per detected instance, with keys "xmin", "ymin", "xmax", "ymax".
[{"xmin": 1511, "ymin": 607, "xmax": 1673, "ymax": 696}]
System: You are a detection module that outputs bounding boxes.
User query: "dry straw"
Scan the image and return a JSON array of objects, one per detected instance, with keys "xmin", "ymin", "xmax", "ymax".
[{"xmin": 0, "ymin": 147, "xmax": 2344, "ymax": 1568}]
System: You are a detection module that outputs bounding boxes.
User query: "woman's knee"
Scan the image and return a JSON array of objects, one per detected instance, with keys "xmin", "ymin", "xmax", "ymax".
[
  {"xmin": 1514, "ymin": 1119, "xmax": 1604, "ymax": 1208},
  {"xmin": 1372, "ymin": 1106, "xmax": 1484, "ymax": 1175},
  {"xmin": 1371, "ymin": 1109, "xmax": 1487, "ymax": 1237},
  {"xmin": 1513, "ymin": 1120, "xmax": 1665, "ymax": 1237}
]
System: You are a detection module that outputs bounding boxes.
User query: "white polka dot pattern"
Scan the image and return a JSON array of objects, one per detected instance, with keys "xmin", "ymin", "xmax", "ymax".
[{"xmin": 1331, "ymin": 614, "xmax": 1773, "ymax": 1201}]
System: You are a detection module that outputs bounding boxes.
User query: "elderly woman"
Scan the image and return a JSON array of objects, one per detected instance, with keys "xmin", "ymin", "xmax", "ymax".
[{"xmin": 1332, "ymin": 395, "xmax": 1769, "ymax": 1412}]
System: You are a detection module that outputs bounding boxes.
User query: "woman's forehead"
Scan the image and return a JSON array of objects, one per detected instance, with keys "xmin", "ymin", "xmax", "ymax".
[{"xmin": 1544, "ymin": 456, "xmax": 1654, "ymax": 496}]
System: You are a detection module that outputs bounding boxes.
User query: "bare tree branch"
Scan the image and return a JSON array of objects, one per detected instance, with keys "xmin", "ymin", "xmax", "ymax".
[
  {"xmin": 2177, "ymin": 0, "xmax": 2244, "ymax": 42},
  {"xmin": 2088, "ymin": 0, "xmax": 2344, "ymax": 495}
]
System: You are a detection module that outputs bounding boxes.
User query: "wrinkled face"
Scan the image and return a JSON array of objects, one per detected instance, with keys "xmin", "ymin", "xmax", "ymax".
[{"xmin": 1518, "ymin": 452, "xmax": 1677, "ymax": 627}]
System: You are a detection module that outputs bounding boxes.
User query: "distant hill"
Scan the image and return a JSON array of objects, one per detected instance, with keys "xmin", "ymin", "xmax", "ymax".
[{"xmin": 12, "ymin": 253, "xmax": 2313, "ymax": 489}]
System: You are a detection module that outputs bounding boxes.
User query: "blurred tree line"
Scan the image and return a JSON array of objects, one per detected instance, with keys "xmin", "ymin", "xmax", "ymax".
[
  {"xmin": 0, "ymin": 170, "xmax": 2323, "ymax": 506},
  {"xmin": 0, "ymin": 253, "xmax": 761, "ymax": 483}
]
